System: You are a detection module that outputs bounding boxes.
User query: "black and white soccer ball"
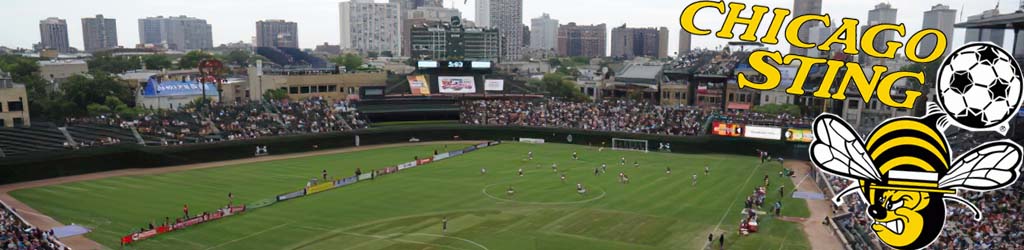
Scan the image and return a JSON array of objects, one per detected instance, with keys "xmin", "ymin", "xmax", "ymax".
[{"xmin": 937, "ymin": 43, "xmax": 1023, "ymax": 129}]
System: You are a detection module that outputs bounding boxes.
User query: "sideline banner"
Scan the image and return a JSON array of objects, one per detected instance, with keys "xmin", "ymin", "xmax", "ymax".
[
  {"xmin": 463, "ymin": 146, "xmax": 477, "ymax": 153},
  {"xmin": 519, "ymin": 138, "xmax": 545, "ymax": 143},
  {"xmin": 711, "ymin": 122, "xmax": 743, "ymax": 137},
  {"xmin": 744, "ymin": 125, "xmax": 783, "ymax": 140},
  {"xmin": 277, "ymin": 189, "xmax": 306, "ymax": 201},
  {"xmin": 784, "ymin": 128, "xmax": 814, "ymax": 143},
  {"xmin": 358, "ymin": 173, "xmax": 373, "ymax": 180},
  {"xmin": 397, "ymin": 161, "xmax": 418, "ymax": 170},
  {"xmin": 450, "ymin": 150, "xmax": 463, "ymax": 157},
  {"xmin": 434, "ymin": 152, "xmax": 450, "ymax": 161},
  {"xmin": 476, "ymin": 142, "xmax": 489, "ymax": 148},
  {"xmin": 334, "ymin": 176, "xmax": 358, "ymax": 188},
  {"xmin": 377, "ymin": 167, "xmax": 399, "ymax": 176},
  {"xmin": 438, "ymin": 76, "xmax": 476, "ymax": 93},
  {"xmin": 416, "ymin": 157, "xmax": 433, "ymax": 165},
  {"xmin": 306, "ymin": 182, "xmax": 334, "ymax": 195}
]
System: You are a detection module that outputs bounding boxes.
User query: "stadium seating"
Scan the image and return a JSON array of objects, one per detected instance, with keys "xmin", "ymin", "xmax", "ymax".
[{"xmin": 0, "ymin": 126, "xmax": 67, "ymax": 157}]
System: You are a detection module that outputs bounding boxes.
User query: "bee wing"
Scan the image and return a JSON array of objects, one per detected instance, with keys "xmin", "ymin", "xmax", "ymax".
[
  {"xmin": 939, "ymin": 140, "xmax": 1022, "ymax": 190},
  {"xmin": 810, "ymin": 114, "xmax": 882, "ymax": 182}
]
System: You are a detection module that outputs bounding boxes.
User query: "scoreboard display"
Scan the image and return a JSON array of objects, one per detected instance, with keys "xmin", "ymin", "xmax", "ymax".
[{"xmin": 417, "ymin": 60, "xmax": 493, "ymax": 71}]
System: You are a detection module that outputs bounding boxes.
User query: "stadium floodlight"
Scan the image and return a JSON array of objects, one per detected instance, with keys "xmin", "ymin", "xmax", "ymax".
[{"xmin": 611, "ymin": 138, "xmax": 648, "ymax": 153}]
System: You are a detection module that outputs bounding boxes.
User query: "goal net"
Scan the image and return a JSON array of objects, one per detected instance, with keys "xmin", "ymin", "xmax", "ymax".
[{"xmin": 611, "ymin": 138, "xmax": 648, "ymax": 152}]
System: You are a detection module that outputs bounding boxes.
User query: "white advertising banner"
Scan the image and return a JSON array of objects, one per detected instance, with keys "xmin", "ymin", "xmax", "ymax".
[
  {"xmin": 438, "ymin": 76, "xmax": 476, "ymax": 93},
  {"xmin": 397, "ymin": 161, "xmax": 418, "ymax": 170},
  {"xmin": 519, "ymin": 138, "xmax": 545, "ymax": 144},
  {"xmin": 744, "ymin": 125, "xmax": 783, "ymax": 140},
  {"xmin": 484, "ymin": 79, "xmax": 504, "ymax": 91}
]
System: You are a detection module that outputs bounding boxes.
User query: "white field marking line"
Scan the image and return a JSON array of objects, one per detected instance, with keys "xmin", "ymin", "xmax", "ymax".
[
  {"xmin": 702, "ymin": 163, "xmax": 761, "ymax": 250},
  {"xmin": 480, "ymin": 183, "xmax": 606, "ymax": 205},
  {"xmin": 793, "ymin": 173, "xmax": 810, "ymax": 191},
  {"xmin": 332, "ymin": 231, "xmax": 488, "ymax": 250},
  {"xmin": 204, "ymin": 222, "xmax": 291, "ymax": 250},
  {"xmin": 391, "ymin": 238, "xmax": 473, "ymax": 250},
  {"xmin": 163, "ymin": 235, "xmax": 209, "ymax": 248}
]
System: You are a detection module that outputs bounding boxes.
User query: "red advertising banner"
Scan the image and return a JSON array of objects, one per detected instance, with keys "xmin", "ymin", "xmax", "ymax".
[{"xmin": 417, "ymin": 157, "xmax": 433, "ymax": 165}]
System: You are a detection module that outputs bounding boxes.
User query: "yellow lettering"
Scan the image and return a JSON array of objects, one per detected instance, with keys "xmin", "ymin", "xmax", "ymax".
[
  {"xmin": 819, "ymin": 18, "xmax": 860, "ymax": 55},
  {"xmin": 739, "ymin": 50, "xmax": 784, "ymax": 89},
  {"xmin": 834, "ymin": 63, "xmax": 888, "ymax": 101},
  {"xmin": 878, "ymin": 71, "xmax": 924, "ymax": 108},
  {"xmin": 785, "ymin": 14, "xmax": 830, "ymax": 49},
  {"xmin": 760, "ymin": 8, "xmax": 791, "ymax": 44},
  {"xmin": 861, "ymin": 24, "xmax": 906, "ymax": 59},
  {"xmin": 906, "ymin": 29, "xmax": 947, "ymax": 63},
  {"xmin": 680, "ymin": 1, "xmax": 726, "ymax": 36},
  {"xmin": 716, "ymin": 2, "xmax": 770, "ymax": 41},
  {"xmin": 782, "ymin": 54, "xmax": 828, "ymax": 95}
]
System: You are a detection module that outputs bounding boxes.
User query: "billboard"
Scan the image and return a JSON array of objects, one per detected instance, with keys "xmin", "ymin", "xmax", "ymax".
[
  {"xmin": 334, "ymin": 176, "xmax": 358, "ymax": 188},
  {"xmin": 484, "ymin": 79, "xmax": 504, "ymax": 91},
  {"xmin": 711, "ymin": 122, "xmax": 743, "ymax": 137},
  {"xmin": 276, "ymin": 189, "xmax": 306, "ymax": 201},
  {"xmin": 417, "ymin": 157, "xmax": 433, "ymax": 165},
  {"xmin": 434, "ymin": 152, "xmax": 450, "ymax": 161},
  {"xmin": 142, "ymin": 79, "xmax": 219, "ymax": 97},
  {"xmin": 397, "ymin": 161, "xmax": 418, "ymax": 170},
  {"xmin": 438, "ymin": 76, "xmax": 476, "ymax": 93},
  {"xmin": 407, "ymin": 75, "xmax": 431, "ymax": 96},
  {"xmin": 305, "ymin": 182, "xmax": 334, "ymax": 195},
  {"xmin": 785, "ymin": 128, "xmax": 814, "ymax": 143},
  {"xmin": 745, "ymin": 125, "xmax": 783, "ymax": 140}
]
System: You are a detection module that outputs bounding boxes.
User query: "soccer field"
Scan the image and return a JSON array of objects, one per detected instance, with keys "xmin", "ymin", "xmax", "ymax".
[{"xmin": 10, "ymin": 142, "xmax": 811, "ymax": 250}]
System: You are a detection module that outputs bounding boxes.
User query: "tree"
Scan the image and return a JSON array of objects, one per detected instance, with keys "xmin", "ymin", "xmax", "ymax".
[
  {"xmin": 331, "ymin": 53, "xmax": 364, "ymax": 71},
  {"xmin": 178, "ymin": 50, "xmax": 215, "ymax": 69},
  {"xmin": 222, "ymin": 50, "xmax": 251, "ymax": 66},
  {"xmin": 752, "ymin": 103, "xmax": 802, "ymax": 116},
  {"xmin": 87, "ymin": 55, "xmax": 141, "ymax": 74},
  {"xmin": 142, "ymin": 55, "xmax": 173, "ymax": 70},
  {"xmin": 529, "ymin": 73, "xmax": 589, "ymax": 101},
  {"xmin": 263, "ymin": 89, "xmax": 288, "ymax": 101},
  {"xmin": 60, "ymin": 72, "xmax": 132, "ymax": 116}
]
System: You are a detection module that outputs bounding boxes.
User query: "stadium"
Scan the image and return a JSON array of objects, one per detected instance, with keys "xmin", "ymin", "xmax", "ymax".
[{"xmin": 3, "ymin": 2, "xmax": 1024, "ymax": 249}]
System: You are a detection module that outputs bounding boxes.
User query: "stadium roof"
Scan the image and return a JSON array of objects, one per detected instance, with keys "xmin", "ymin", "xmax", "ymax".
[
  {"xmin": 616, "ymin": 65, "xmax": 663, "ymax": 80},
  {"xmin": 954, "ymin": 11, "xmax": 1024, "ymax": 28}
]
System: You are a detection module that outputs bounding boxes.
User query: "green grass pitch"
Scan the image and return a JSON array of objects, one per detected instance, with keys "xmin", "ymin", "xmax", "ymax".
[{"xmin": 11, "ymin": 142, "xmax": 811, "ymax": 250}]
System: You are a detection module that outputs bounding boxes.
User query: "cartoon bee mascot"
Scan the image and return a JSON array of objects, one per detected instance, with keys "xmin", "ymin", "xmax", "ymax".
[{"xmin": 810, "ymin": 106, "xmax": 1022, "ymax": 249}]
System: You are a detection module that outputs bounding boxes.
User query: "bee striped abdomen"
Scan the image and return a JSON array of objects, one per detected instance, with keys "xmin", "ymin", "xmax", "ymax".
[{"xmin": 865, "ymin": 119, "xmax": 950, "ymax": 176}]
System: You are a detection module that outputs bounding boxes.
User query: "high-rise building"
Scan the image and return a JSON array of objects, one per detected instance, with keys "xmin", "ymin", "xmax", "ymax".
[
  {"xmin": 964, "ymin": 8, "xmax": 1003, "ymax": 46},
  {"xmin": 339, "ymin": 0, "xmax": 402, "ymax": 56},
  {"xmin": 522, "ymin": 25, "xmax": 530, "ymax": 48},
  {"xmin": 530, "ymin": 13, "xmax": 559, "ymax": 51},
  {"xmin": 39, "ymin": 17, "xmax": 70, "ymax": 53},
  {"xmin": 138, "ymin": 16, "xmax": 213, "ymax": 51},
  {"xmin": 557, "ymin": 22, "xmax": 606, "ymax": 58},
  {"xmin": 610, "ymin": 25, "xmax": 669, "ymax": 59},
  {"xmin": 410, "ymin": 17, "xmax": 500, "ymax": 61},
  {"xmin": 807, "ymin": 24, "xmax": 842, "ymax": 58},
  {"xmin": 866, "ymin": 3, "xmax": 897, "ymax": 54},
  {"xmin": 81, "ymin": 15, "xmax": 118, "ymax": 53},
  {"xmin": 790, "ymin": 0, "xmax": 822, "ymax": 56},
  {"xmin": 401, "ymin": 7, "xmax": 462, "ymax": 57},
  {"xmin": 390, "ymin": 0, "xmax": 443, "ymax": 10},
  {"xmin": 921, "ymin": 5, "xmax": 956, "ymax": 58},
  {"xmin": 678, "ymin": 28, "xmax": 692, "ymax": 55},
  {"xmin": 476, "ymin": 0, "xmax": 523, "ymax": 61},
  {"xmin": 256, "ymin": 20, "xmax": 298, "ymax": 48}
]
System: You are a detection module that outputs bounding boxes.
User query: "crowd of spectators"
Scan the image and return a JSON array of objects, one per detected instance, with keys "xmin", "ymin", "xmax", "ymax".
[
  {"xmin": 461, "ymin": 99, "xmax": 812, "ymax": 136},
  {"xmin": 0, "ymin": 203, "xmax": 67, "ymax": 250},
  {"xmin": 672, "ymin": 48, "xmax": 750, "ymax": 76},
  {"xmin": 70, "ymin": 98, "xmax": 367, "ymax": 145}
]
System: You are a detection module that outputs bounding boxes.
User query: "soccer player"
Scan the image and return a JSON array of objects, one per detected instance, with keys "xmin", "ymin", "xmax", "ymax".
[
  {"xmin": 507, "ymin": 186, "xmax": 516, "ymax": 197},
  {"xmin": 633, "ymin": 160, "xmax": 639, "ymax": 168},
  {"xmin": 594, "ymin": 167, "xmax": 600, "ymax": 176},
  {"xmin": 528, "ymin": 151, "xmax": 534, "ymax": 160},
  {"xmin": 620, "ymin": 156, "xmax": 626, "ymax": 166},
  {"xmin": 518, "ymin": 168, "xmax": 524, "ymax": 177},
  {"xmin": 560, "ymin": 173, "xmax": 567, "ymax": 183},
  {"xmin": 601, "ymin": 163, "xmax": 607, "ymax": 173},
  {"xmin": 707, "ymin": 233, "xmax": 713, "ymax": 247},
  {"xmin": 572, "ymin": 151, "xmax": 578, "ymax": 160},
  {"xmin": 622, "ymin": 174, "xmax": 630, "ymax": 184},
  {"xmin": 227, "ymin": 192, "xmax": 234, "ymax": 206},
  {"xmin": 576, "ymin": 183, "xmax": 586, "ymax": 195},
  {"xmin": 618, "ymin": 172, "xmax": 625, "ymax": 183},
  {"xmin": 692, "ymin": 174, "xmax": 698, "ymax": 186},
  {"xmin": 481, "ymin": 168, "xmax": 487, "ymax": 175},
  {"xmin": 442, "ymin": 216, "xmax": 448, "ymax": 234},
  {"xmin": 551, "ymin": 163, "xmax": 558, "ymax": 172},
  {"xmin": 665, "ymin": 166, "xmax": 672, "ymax": 175},
  {"xmin": 779, "ymin": 185, "xmax": 785, "ymax": 198},
  {"xmin": 719, "ymin": 234, "xmax": 725, "ymax": 250},
  {"xmin": 322, "ymin": 169, "xmax": 328, "ymax": 181},
  {"xmin": 704, "ymin": 165, "xmax": 710, "ymax": 176}
]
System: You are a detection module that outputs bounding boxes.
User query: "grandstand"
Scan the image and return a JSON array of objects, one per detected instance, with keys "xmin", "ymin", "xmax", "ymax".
[{"xmin": 255, "ymin": 46, "xmax": 329, "ymax": 68}]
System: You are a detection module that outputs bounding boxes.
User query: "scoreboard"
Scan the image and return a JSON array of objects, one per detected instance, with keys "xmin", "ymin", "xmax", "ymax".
[{"xmin": 416, "ymin": 60, "xmax": 493, "ymax": 71}]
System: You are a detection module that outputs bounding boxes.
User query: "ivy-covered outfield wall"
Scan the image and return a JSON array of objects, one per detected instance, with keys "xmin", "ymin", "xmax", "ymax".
[{"xmin": 0, "ymin": 125, "xmax": 808, "ymax": 185}]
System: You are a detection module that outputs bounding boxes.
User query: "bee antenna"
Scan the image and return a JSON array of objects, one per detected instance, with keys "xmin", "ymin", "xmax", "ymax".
[
  {"xmin": 944, "ymin": 195, "xmax": 984, "ymax": 221},
  {"xmin": 832, "ymin": 184, "xmax": 862, "ymax": 206}
]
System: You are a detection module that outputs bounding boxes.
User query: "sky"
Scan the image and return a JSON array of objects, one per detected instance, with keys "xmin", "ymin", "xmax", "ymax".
[{"xmin": 0, "ymin": 0, "xmax": 1019, "ymax": 55}]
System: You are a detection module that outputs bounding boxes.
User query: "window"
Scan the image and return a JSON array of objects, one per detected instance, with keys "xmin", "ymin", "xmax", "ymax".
[
  {"xmin": 0, "ymin": 119, "xmax": 4, "ymax": 127},
  {"xmin": 0, "ymin": 102, "xmax": 3, "ymax": 112},
  {"xmin": 848, "ymin": 100, "xmax": 857, "ymax": 109},
  {"xmin": 675, "ymin": 92, "xmax": 681, "ymax": 99},
  {"xmin": 318, "ymin": 86, "xmax": 328, "ymax": 93},
  {"xmin": 348, "ymin": 87, "xmax": 355, "ymax": 94},
  {"xmin": 12, "ymin": 118, "xmax": 23, "ymax": 127},
  {"xmin": 7, "ymin": 101, "xmax": 23, "ymax": 112},
  {"xmin": 289, "ymin": 87, "xmax": 299, "ymax": 94},
  {"xmin": 300, "ymin": 86, "xmax": 310, "ymax": 94},
  {"xmin": 329, "ymin": 85, "xmax": 338, "ymax": 92},
  {"xmin": 728, "ymin": 94, "xmax": 734, "ymax": 102}
]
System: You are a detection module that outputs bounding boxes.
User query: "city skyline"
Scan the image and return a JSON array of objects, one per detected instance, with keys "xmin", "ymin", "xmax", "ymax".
[{"xmin": 1, "ymin": 0, "xmax": 1019, "ymax": 56}]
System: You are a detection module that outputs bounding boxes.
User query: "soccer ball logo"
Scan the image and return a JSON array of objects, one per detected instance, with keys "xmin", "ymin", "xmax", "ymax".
[{"xmin": 936, "ymin": 43, "xmax": 1024, "ymax": 131}]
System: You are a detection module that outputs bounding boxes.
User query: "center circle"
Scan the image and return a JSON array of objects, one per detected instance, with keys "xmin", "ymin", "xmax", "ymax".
[{"xmin": 482, "ymin": 182, "xmax": 606, "ymax": 205}]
